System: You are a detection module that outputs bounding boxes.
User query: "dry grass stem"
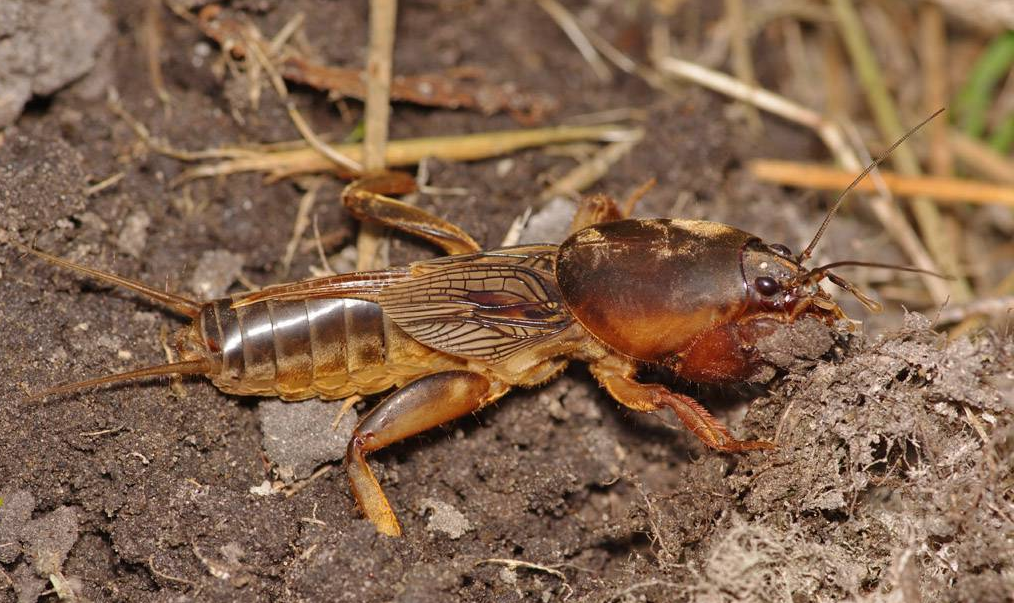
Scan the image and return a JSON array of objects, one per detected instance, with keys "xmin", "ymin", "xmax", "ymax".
[
  {"xmin": 919, "ymin": 4, "xmax": 954, "ymax": 176},
  {"xmin": 949, "ymin": 130, "xmax": 1014, "ymax": 185},
  {"xmin": 724, "ymin": 0, "xmax": 761, "ymax": 130},
  {"xmin": 357, "ymin": 0, "xmax": 398, "ymax": 271},
  {"xmin": 286, "ymin": 102, "xmax": 363, "ymax": 174},
  {"xmin": 268, "ymin": 11, "xmax": 304, "ymax": 54},
  {"xmin": 475, "ymin": 558, "xmax": 572, "ymax": 598},
  {"xmin": 172, "ymin": 125, "xmax": 631, "ymax": 183},
  {"xmin": 536, "ymin": 0, "xmax": 612, "ymax": 82},
  {"xmin": 204, "ymin": 14, "xmax": 365, "ymax": 175},
  {"xmin": 499, "ymin": 207, "xmax": 533, "ymax": 247},
  {"xmin": 83, "ymin": 172, "xmax": 125, "ymax": 197},
  {"xmin": 144, "ymin": 0, "xmax": 171, "ymax": 106},
  {"xmin": 749, "ymin": 160, "xmax": 1014, "ymax": 207},
  {"xmin": 363, "ymin": 0, "xmax": 396, "ymax": 173},
  {"xmin": 657, "ymin": 57, "xmax": 851, "ymax": 157},
  {"xmin": 540, "ymin": 135, "xmax": 645, "ymax": 202},
  {"xmin": 280, "ymin": 179, "xmax": 323, "ymax": 276}
]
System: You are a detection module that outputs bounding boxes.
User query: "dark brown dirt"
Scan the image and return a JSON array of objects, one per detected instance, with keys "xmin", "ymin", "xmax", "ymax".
[{"xmin": 1, "ymin": 2, "xmax": 1012, "ymax": 602}]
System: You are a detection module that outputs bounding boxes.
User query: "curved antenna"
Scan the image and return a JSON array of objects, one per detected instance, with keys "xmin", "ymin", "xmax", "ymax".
[{"xmin": 796, "ymin": 107, "xmax": 946, "ymax": 264}]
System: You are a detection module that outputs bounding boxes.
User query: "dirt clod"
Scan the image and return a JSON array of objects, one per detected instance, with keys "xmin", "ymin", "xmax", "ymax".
[
  {"xmin": 188, "ymin": 249, "xmax": 245, "ymax": 299},
  {"xmin": 0, "ymin": 0, "xmax": 111, "ymax": 126},
  {"xmin": 259, "ymin": 399, "xmax": 357, "ymax": 482},
  {"xmin": 419, "ymin": 498, "xmax": 472, "ymax": 540}
]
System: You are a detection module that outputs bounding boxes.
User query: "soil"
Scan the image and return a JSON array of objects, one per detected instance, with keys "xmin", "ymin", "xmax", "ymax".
[{"xmin": 1, "ymin": 2, "xmax": 1012, "ymax": 602}]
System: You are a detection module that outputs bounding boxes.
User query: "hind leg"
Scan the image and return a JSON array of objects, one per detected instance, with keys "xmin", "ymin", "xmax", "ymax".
[
  {"xmin": 567, "ymin": 179, "xmax": 654, "ymax": 234},
  {"xmin": 343, "ymin": 176, "xmax": 481, "ymax": 255},
  {"xmin": 347, "ymin": 370, "xmax": 508, "ymax": 536}
]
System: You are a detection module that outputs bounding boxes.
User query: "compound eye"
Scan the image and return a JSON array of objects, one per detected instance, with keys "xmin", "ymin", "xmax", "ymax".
[
  {"xmin": 770, "ymin": 243, "xmax": 792, "ymax": 257},
  {"xmin": 755, "ymin": 276, "xmax": 781, "ymax": 296}
]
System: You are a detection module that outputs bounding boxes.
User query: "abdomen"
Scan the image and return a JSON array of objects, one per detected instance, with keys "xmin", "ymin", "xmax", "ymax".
[{"xmin": 200, "ymin": 297, "xmax": 462, "ymax": 400}]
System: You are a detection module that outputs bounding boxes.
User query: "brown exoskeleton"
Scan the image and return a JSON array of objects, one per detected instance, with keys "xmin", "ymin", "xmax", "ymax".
[{"xmin": 18, "ymin": 119, "xmax": 941, "ymax": 536}]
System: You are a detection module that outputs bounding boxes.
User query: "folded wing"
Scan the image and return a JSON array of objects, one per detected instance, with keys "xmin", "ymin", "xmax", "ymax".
[{"xmin": 379, "ymin": 262, "xmax": 572, "ymax": 362}]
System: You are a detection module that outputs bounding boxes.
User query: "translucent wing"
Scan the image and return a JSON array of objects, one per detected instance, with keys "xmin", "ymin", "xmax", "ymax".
[{"xmin": 379, "ymin": 261, "xmax": 572, "ymax": 362}]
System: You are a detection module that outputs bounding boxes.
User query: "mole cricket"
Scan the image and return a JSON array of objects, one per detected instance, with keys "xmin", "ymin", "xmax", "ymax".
[{"xmin": 13, "ymin": 116, "xmax": 942, "ymax": 537}]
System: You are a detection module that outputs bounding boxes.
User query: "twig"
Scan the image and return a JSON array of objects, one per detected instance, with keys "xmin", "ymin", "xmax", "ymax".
[
  {"xmin": 357, "ymin": 0, "xmax": 398, "ymax": 271},
  {"xmin": 283, "ymin": 464, "xmax": 333, "ymax": 497},
  {"xmin": 748, "ymin": 160, "xmax": 1014, "ymax": 207},
  {"xmin": 187, "ymin": 5, "xmax": 555, "ymax": 121}
]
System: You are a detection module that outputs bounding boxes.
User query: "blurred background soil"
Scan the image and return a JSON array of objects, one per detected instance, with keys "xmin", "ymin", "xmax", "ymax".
[{"xmin": 1, "ymin": 1, "xmax": 1012, "ymax": 602}]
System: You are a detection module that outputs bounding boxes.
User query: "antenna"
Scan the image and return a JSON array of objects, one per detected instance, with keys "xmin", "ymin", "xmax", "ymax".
[{"xmin": 796, "ymin": 107, "xmax": 946, "ymax": 264}]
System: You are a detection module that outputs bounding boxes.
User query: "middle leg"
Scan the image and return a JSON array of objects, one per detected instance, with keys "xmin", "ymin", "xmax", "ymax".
[{"xmin": 567, "ymin": 179, "xmax": 655, "ymax": 234}]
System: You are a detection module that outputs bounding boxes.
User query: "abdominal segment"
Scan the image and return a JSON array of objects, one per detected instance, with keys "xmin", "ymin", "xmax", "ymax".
[{"xmin": 202, "ymin": 297, "xmax": 462, "ymax": 400}]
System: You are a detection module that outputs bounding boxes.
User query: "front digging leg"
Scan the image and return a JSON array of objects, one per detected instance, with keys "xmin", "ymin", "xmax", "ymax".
[{"xmin": 589, "ymin": 357, "xmax": 775, "ymax": 452}]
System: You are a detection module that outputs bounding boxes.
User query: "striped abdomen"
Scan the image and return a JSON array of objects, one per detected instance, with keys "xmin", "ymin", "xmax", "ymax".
[{"xmin": 198, "ymin": 297, "xmax": 463, "ymax": 400}]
